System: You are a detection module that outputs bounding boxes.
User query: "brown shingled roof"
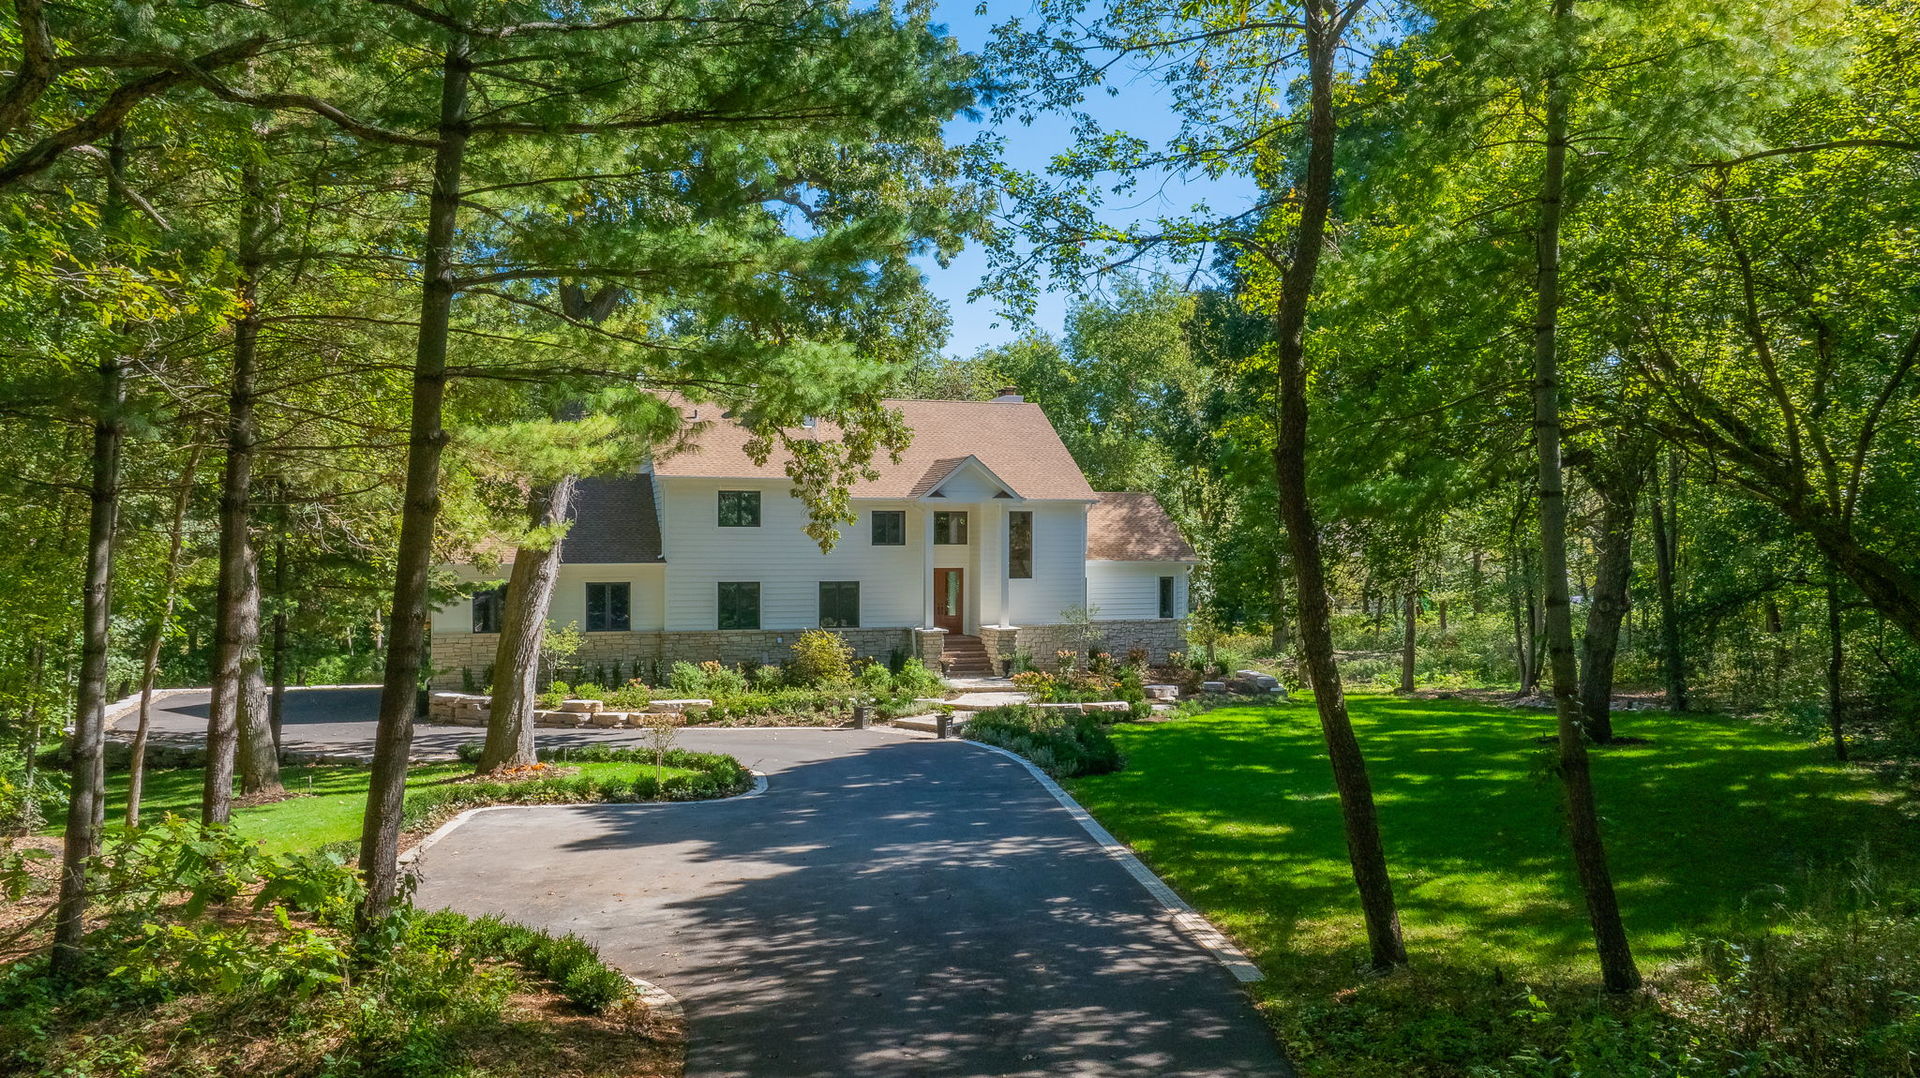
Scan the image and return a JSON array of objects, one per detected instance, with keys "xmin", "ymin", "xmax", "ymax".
[
  {"xmin": 472, "ymin": 475, "xmax": 663, "ymax": 565},
  {"xmin": 1087, "ymin": 492, "xmax": 1196, "ymax": 562},
  {"xmin": 651, "ymin": 398, "xmax": 1097, "ymax": 501}
]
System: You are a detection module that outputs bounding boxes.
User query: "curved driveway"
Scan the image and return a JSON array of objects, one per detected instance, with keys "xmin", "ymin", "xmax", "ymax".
[{"xmin": 129, "ymin": 690, "xmax": 1289, "ymax": 1076}]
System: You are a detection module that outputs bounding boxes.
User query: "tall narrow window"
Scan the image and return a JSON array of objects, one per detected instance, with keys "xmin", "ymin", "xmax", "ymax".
[
  {"xmin": 872, "ymin": 510, "xmax": 905, "ymax": 546},
  {"xmin": 933, "ymin": 511, "xmax": 968, "ymax": 545},
  {"xmin": 717, "ymin": 489, "xmax": 761, "ymax": 527},
  {"xmin": 718, "ymin": 582, "xmax": 760, "ymax": 630},
  {"xmin": 1008, "ymin": 511, "xmax": 1033, "ymax": 579},
  {"xmin": 471, "ymin": 585, "xmax": 506, "ymax": 633},
  {"xmin": 586, "ymin": 582, "xmax": 631, "ymax": 632},
  {"xmin": 1159, "ymin": 576, "xmax": 1176, "ymax": 619},
  {"xmin": 819, "ymin": 581, "xmax": 860, "ymax": 628}
]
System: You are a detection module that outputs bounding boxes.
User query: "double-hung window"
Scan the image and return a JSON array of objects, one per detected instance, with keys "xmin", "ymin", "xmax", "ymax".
[
  {"xmin": 871, "ymin": 510, "xmax": 905, "ymax": 546},
  {"xmin": 718, "ymin": 490, "xmax": 761, "ymax": 527},
  {"xmin": 819, "ymin": 581, "xmax": 860, "ymax": 628},
  {"xmin": 585, "ymin": 582, "xmax": 631, "ymax": 632},
  {"xmin": 933, "ymin": 511, "xmax": 968, "ymax": 545},
  {"xmin": 1008, "ymin": 511, "xmax": 1033, "ymax": 579},
  {"xmin": 718, "ymin": 582, "xmax": 760, "ymax": 630},
  {"xmin": 471, "ymin": 585, "xmax": 506, "ymax": 633}
]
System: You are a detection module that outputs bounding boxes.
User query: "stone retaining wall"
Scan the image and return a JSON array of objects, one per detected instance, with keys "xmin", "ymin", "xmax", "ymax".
[
  {"xmin": 980, "ymin": 619, "xmax": 1187, "ymax": 670},
  {"xmin": 430, "ymin": 619, "xmax": 1183, "ymax": 688},
  {"xmin": 430, "ymin": 628, "xmax": 915, "ymax": 689}
]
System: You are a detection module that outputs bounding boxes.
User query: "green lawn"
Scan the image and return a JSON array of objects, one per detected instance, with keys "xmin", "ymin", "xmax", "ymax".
[
  {"xmin": 1067, "ymin": 694, "xmax": 1914, "ymax": 990},
  {"xmin": 49, "ymin": 760, "xmax": 699, "ymax": 855}
]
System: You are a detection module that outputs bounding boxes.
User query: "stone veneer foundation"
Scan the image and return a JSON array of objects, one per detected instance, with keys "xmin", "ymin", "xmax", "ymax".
[{"xmin": 429, "ymin": 619, "xmax": 1186, "ymax": 689}]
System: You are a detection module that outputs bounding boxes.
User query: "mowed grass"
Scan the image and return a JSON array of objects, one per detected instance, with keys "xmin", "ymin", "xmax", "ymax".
[
  {"xmin": 1066, "ymin": 694, "xmax": 1915, "ymax": 992},
  {"xmin": 47, "ymin": 760, "xmax": 699, "ymax": 855}
]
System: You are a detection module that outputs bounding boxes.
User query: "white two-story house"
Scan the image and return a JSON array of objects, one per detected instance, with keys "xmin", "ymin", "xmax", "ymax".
[{"xmin": 428, "ymin": 389, "xmax": 1195, "ymax": 685}]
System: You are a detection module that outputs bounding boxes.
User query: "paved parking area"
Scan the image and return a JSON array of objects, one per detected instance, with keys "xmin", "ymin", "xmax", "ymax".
[{"xmin": 127, "ymin": 689, "xmax": 1290, "ymax": 1076}]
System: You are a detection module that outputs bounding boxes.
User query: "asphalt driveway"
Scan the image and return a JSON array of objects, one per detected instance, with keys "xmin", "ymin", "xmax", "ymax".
[{"xmin": 125, "ymin": 689, "xmax": 1289, "ymax": 1076}]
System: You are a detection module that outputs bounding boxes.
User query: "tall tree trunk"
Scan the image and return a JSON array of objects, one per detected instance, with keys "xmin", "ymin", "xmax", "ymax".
[
  {"xmin": 1578, "ymin": 473, "xmax": 1641, "ymax": 744},
  {"xmin": 1509, "ymin": 568, "xmax": 1530, "ymax": 690},
  {"xmin": 1269, "ymin": 550, "xmax": 1291, "ymax": 656},
  {"xmin": 1531, "ymin": 1, "xmax": 1640, "ymax": 993},
  {"xmin": 359, "ymin": 34, "xmax": 471, "ymax": 924},
  {"xmin": 1399, "ymin": 586, "xmax": 1416, "ymax": 693},
  {"xmin": 52, "ymin": 351, "xmax": 125, "ymax": 981},
  {"xmin": 478, "ymin": 476, "xmax": 577, "ymax": 772},
  {"xmin": 1268, "ymin": 0, "xmax": 1406, "ymax": 973},
  {"xmin": 1437, "ymin": 597, "xmax": 1448, "ymax": 635},
  {"xmin": 1650, "ymin": 454, "xmax": 1687, "ymax": 710},
  {"xmin": 1519, "ymin": 545, "xmax": 1542, "ymax": 695},
  {"xmin": 1825, "ymin": 571, "xmax": 1848, "ymax": 762},
  {"xmin": 269, "ymin": 524, "xmax": 288, "ymax": 746},
  {"xmin": 19, "ymin": 645, "xmax": 46, "ymax": 832},
  {"xmin": 128, "ymin": 440, "xmax": 202, "ymax": 827},
  {"xmin": 204, "ymin": 159, "xmax": 281, "ymax": 819}
]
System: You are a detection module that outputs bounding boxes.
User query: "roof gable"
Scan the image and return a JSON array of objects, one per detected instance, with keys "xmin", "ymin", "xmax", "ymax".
[{"xmin": 651, "ymin": 398, "xmax": 1098, "ymax": 501}]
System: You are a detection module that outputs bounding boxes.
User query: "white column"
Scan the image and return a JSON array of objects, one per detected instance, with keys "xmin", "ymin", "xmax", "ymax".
[{"xmin": 921, "ymin": 504, "xmax": 935, "ymax": 628}]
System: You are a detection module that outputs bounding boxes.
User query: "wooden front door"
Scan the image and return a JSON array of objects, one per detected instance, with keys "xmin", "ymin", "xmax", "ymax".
[{"xmin": 934, "ymin": 568, "xmax": 964, "ymax": 633}]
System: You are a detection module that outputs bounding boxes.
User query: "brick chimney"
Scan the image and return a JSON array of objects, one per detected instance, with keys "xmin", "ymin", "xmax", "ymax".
[{"xmin": 991, "ymin": 386, "xmax": 1023, "ymax": 403}]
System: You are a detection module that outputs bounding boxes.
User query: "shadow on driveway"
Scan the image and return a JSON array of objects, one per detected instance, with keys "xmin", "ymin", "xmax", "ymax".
[{"xmin": 415, "ymin": 736, "xmax": 1289, "ymax": 1077}]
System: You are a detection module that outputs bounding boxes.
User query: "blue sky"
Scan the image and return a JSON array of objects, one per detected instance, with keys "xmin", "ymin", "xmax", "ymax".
[{"xmin": 919, "ymin": 2, "xmax": 1258, "ymax": 359}]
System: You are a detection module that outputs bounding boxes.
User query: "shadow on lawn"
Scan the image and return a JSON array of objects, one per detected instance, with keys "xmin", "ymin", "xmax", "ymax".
[{"xmin": 1072, "ymin": 696, "xmax": 1914, "ymax": 980}]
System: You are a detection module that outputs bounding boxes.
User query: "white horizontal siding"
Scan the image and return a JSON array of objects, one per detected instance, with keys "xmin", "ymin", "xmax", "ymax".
[
  {"xmin": 428, "ymin": 563, "xmax": 667, "ymax": 633},
  {"xmin": 1087, "ymin": 560, "xmax": 1190, "ymax": 620},
  {"xmin": 1006, "ymin": 502, "xmax": 1089, "ymax": 625},
  {"xmin": 659, "ymin": 478, "xmax": 924, "ymax": 630}
]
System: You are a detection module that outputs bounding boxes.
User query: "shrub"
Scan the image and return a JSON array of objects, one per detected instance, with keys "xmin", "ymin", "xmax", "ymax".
[
  {"xmin": 1118, "ymin": 666, "xmax": 1150, "ymax": 720},
  {"xmin": 890, "ymin": 660, "xmax": 944, "ymax": 699},
  {"xmin": 789, "ymin": 629, "xmax": 855, "ymax": 687},
  {"xmin": 965, "ymin": 705, "xmax": 1125, "ymax": 778},
  {"xmin": 605, "ymin": 679, "xmax": 651, "ymax": 710},
  {"xmin": 667, "ymin": 661, "xmax": 704, "ymax": 695}
]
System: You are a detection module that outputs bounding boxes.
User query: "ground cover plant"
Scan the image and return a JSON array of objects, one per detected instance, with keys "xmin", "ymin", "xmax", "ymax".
[
  {"xmin": 0, "ymin": 820, "xmax": 677, "ymax": 1077},
  {"xmin": 965, "ymin": 704, "xmax": 1126, "ymax": 778},
  {"xmin": 1065, "ymin": 694, "xmax": 1920, "ymax": 1076}
]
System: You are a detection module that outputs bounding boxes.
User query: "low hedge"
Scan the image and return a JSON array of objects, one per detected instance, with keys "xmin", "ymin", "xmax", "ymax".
[
  {"xmin": 417, "ymin": 745, "xmax": 752, "ymax": 832},
  {"xmin": 965, "ymin": 705, "xmax": 1126, "ymax": 778}
]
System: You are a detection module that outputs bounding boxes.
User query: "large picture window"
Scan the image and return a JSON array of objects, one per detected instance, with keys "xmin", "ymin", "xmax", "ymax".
[
  {"xmin": 1008, "ymin": 511, "xmax": 1033, "ymax": 579},
  {"xmin": 871, "ymin": 510, "xmax": 905, "ymax": 546},
  {"xmin": 933, "ymin": 511, "xmax": 969, "ymax": 545},
  {"xmin": 819, "ymin": 581, "xmax": 860, "ymax": 628},
  {"xmin": 585, "ymin": 582, "xmax": 631, "ymax": 632},
  {"xmin": 1159, "ymin": 576, "xmax": 1176, "ymax": 619},
  {"xmin": 718, "ymin": 489, "xmax": 761, "ymax": 527},
  {"xmin": 718, "ymin": 582, "xmax": 760, "ymax": 630},
  {"xmin": 471, "ymin": 585, "xmax": 506, "ymax": 633}
]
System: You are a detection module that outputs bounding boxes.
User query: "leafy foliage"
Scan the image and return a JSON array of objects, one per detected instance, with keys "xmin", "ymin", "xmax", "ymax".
[{"xmin": 965, "ymin": 705, "xmax": 1125, "ymax": 778}]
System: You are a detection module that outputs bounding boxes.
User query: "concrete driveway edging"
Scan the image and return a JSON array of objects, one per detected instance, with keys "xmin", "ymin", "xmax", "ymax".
[
  {"xmin": 960, "ymin": 740, "xmax": 1266, "ymax": 985},
  {"xmin": 398, "ymin": 769, "xmax": 771, "ymax": 868}
]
